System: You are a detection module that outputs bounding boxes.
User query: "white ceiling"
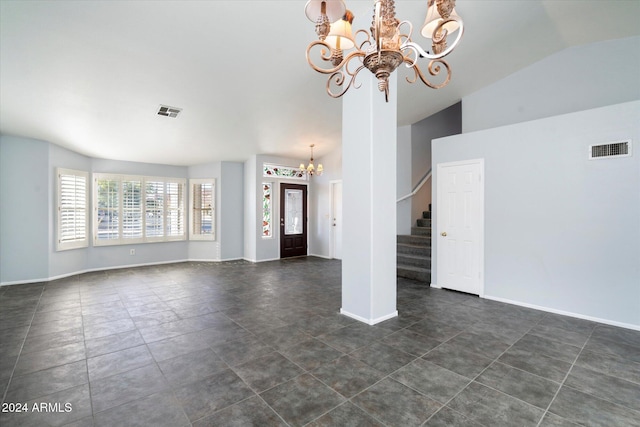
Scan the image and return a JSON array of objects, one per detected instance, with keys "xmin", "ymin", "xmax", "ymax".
[{"xmin": 1, "ymin": 1, "xmax": 639, "ymax": 166}]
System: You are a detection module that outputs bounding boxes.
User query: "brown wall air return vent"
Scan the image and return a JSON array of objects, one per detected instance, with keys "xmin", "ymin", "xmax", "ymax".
[{"xmin": 588, "ymin": 140, "xmax": 631, "ymax": 160}]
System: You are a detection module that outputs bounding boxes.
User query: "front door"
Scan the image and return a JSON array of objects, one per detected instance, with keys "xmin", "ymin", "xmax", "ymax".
[
  {"xmin": 436, "ymin": 159, "xmax": 484, "ymax": 295},
  {"xmin": 280, "ymin": 183, "xmax": 308, "ymax": 258}
]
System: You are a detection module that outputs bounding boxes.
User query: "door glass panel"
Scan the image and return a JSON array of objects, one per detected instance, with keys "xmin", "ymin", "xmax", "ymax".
[{"xmin": 284, "ymin": 189, "xmax": 303, "ymax": 235}]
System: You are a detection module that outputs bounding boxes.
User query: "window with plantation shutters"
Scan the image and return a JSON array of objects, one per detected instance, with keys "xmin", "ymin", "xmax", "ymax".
[
  {"xmin": 96, "ymin": 177, "xmax": 119, "ymax": 242},
  {"xmin": 122, "ymin": 179, "xmax": 143, "ymax": 241},
  {"xmin": 189, "ymin": 179, "xmax": 215, "ymax": 240},
  {"xmin": 166, "ymin": 181, "xmax": 185, "ymax": 238},
  {"xmin": 145, "ymin": 181, "xmax": 164, "ymax": 239},
  {"xmin": 56, "ymin": 168, "xmax": 89, "ymax": 251},
  {"xmin": 94, "ymin": 173, "xmax": 185, "ymax": 246}
]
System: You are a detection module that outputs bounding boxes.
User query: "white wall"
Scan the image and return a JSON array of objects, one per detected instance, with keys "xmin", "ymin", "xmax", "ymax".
[
  {"xmin": 311, "ymin": 123, "xmax": 417, "ymax": 257},
  {"xmin": 309, "ymin": 147, "xmax": 342, "ymax": 258},
  {"xmin": 433, "ymin": 101, "xmax": 640, "ymax": 328},
  {"xmin": 341, "ymin": 72, "xmax": 398, "ymax": 323},
  {"xmin": 463, "ymin": 36, "xmax": 640, "ymax": 133}
]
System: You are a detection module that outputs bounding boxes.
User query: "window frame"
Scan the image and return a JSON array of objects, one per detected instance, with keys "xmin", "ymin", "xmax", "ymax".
[
  {"xmin": 189, "ymin": 178, "xmax": 216, "ymax": 241},
  {"xmin": 56, "ymin": 168, "xmax": 89, "ymax": 251},
  {"xmin": 93, "ymin": 173, "xmax": 186, "ymax": 246}
]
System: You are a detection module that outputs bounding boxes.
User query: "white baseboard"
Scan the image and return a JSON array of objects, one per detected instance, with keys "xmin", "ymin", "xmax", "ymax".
[
  {"xmin": 340, "ymin": 308, "xmax": 398, "ymax": 325},
  {"xmin": 0, "ymin": 259, "xmax": 192, "ymax": 287},
  {"xmin": 242, "ymin": 257, "xmax": 280, "ymax": 263},
  {"xmin": 484, "ymin": 294, "xmax": 640, "ymax": 332},
  {"xmin": 309, "ymin": 253, "xmax": 333, "ymax": 260},
  {"xmin": 428, "ymin": 283, "xmax": 639, "ymax": 331}
]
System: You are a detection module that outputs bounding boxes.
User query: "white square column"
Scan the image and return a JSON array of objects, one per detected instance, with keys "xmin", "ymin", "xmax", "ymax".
[{"xmin": 341, "ymin": 71, "xmax": 398, "ymax": 325}]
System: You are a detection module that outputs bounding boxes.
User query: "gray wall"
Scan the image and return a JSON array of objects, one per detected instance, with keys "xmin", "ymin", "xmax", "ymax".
[
  {"xmin": 0, "ymin": 137, "xmax": 245, "ymax": 284},
  {"xmin": 409, "ymin": 102, "xmax": 462, "ymax": 225},
  {"xmin": 433, "ymin": 101, "xmax": 640, "ymax": 328},
  {"xmin": 220, "ymin": 162, "xmax": 244, "ymax": 260},
  {"xmin": 243, "ymin": 155, "xmax": 257, "ymax": 261},
  {"xmin": 188, "ymin": 161, "xmax": 221, "ymax": 261},
  {"xmin": 396, "ymin": 125, "xmax": 412, "ymax": 235},
  {"xmin": 0, "ymin": 136, "xmax": 50, "ymax": 283},
  {"xmin": 49, "ymin": 143, "xmax": 92, "ymax": 278},
  {"xmin": 88, "ymin": 158, "xmax": 189, "ymax": 270},
  {"xmin": 463, "ymin": 36, "xmax": 640, "ymax": 133},
  {"xmin": 431, "ymin": 36, "xmax": 640, "ymax": 328}
]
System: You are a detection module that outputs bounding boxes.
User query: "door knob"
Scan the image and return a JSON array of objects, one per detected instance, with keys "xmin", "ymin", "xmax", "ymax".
[{"xmin": 441, "ymin": 232, "xmax": 447, "ymax": 237}]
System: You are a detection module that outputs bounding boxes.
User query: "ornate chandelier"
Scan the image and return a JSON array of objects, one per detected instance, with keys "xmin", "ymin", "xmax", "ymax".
[
  {"xmin": 300, "ymin": 144, "xmax": 323, "ymax": 176},
  {"xmin": 304, "ymin": 0, "xmax": 464, "ymax": 102}
]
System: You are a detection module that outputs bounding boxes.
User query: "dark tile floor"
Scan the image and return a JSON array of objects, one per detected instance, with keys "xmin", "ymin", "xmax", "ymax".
[{"xmin": 1, "ymin": 257, "xmax": 639, "ymax": 426}]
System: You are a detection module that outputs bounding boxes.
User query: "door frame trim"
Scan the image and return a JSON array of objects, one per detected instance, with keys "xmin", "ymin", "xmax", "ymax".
[
  {"xmin": 329, "ymin": 180, "xmax": 342, "ymax": 260},
  {"xmin": 279, "ymin": 182, "xmax": 309, "ymax": 259},
  {"xmin": 433, "ymin": 158, "xmax": 485, "ymax": 297}
]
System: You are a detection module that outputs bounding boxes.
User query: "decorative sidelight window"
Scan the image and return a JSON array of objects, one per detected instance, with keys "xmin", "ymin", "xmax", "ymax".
[{"xmin": 262, "ymin": 183, "xmax": 272, "ymax": 238}]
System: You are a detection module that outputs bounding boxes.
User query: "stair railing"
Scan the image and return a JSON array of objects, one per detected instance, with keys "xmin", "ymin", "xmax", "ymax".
[{"xmin": 396, "ymin": 168, "xmax": 432, "ymax": 203}]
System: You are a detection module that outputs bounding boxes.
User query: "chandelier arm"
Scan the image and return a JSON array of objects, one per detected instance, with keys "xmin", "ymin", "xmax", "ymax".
[
  {"xmin": 403, "ymin": 17, "xmax": 464, "ymax": 60},
  {"xmin": 354, "ymin": 28, "xmax": 374, "ymax": 51},
  {"xmin": 306, "ymin": 40, "xmax": 366, "ymax": 75},
  {"xmin": 403, "ymin": 57, "xmax": 451, "ymax": 90},
  {"xmin": 326, "ymin": 64, "xmax": 366, "ymax": 98},
  {"xmin": 397, "ymin": 20, "xmax": 414, "ymax": 45}
]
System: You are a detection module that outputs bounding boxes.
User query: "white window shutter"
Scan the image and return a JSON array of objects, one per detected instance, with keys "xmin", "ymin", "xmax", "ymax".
[{"xmin": 57, "ymin": 168, "xmax": 89, "ymax": 251}]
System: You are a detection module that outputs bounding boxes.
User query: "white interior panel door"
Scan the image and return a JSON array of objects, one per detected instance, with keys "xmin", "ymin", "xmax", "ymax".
[
  {"xmin": 331, "ymin": 180, "xmax": 343, "ymax": 260},
  {"xmin": 436, "ymin": 159, "xmax": 484, "ymax": 295}
]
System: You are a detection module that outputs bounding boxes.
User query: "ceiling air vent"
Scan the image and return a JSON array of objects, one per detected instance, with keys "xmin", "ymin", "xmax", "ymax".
[
  {"xmin": 157, "ymin": 105, "xmax": 182, "ymax": 118},
  {"xmin": 588, "ymin": 140, "xmax": 631, "ymax": 160}
]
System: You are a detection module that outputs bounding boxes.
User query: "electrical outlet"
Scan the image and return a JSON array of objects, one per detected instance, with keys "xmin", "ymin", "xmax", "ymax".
[{"xmin": 129, "ymin": 249, "xmax": 135, "ymax": 255}]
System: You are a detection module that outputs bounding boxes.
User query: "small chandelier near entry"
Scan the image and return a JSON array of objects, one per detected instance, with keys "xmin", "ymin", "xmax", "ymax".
[
  {"xmin": 304, "ymin": 0, "xmax": 464, "ymax": 102},
  {"xmin": 300, "ymin": 144, "xmax": 323, "ymax": 177}
]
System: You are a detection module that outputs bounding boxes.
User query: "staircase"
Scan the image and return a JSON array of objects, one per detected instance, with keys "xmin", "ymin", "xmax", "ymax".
[{"xmin": 397, "ymin": 205, "xmax": 432, "ymax": 283}]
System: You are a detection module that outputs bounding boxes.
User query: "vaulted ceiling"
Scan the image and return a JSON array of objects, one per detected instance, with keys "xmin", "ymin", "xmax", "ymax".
[{"xmin": 1, "ymin": 1, "xmax": 639, "ymax": 166}]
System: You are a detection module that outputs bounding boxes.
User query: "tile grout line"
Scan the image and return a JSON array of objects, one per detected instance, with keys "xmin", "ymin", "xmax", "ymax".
[
  {"xmin": 0, "ymin": 284, "xmax": 46, "ymax": 407},
  {"xmin": 84, "ymin": 284, "xmax": 172, "ymax": 425},
  {"xmin": 4, "ymin": 263, "xmax": 639, "ymax": 426},
  {"xmin": 329, "ymin": 327, "xmax": 466, "ymax": 427},
  {"xmin": 80, "ymin": 284, "xmax": 96, "ymax": 427},
  {"xmin": 535, "ymin": 322, "xmax": 597, "ymax": 427},
  {"xmin": 419, "ymin": 310, "xmax": 548, "ymax": 426}
]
